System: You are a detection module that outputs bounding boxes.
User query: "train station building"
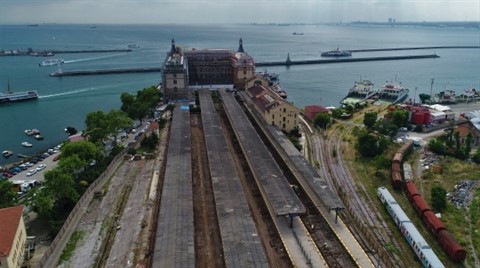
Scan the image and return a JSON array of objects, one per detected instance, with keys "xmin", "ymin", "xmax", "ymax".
[{"xmin": 161, "ymin": 39, "xmax": 255, "ymax": 101}]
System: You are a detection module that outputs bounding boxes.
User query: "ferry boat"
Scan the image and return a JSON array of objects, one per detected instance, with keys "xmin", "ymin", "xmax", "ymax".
[
  {"xmin": 39, "ymin": 58, "xmax": 64, "ymax": 67},
  {"xmin": 376, "ymin": 81, "xmax": 409, "ymax": 104},
  {"xmin": 340, "ymin": 79, "xmax": 378, "ymax": 105},
  {"xmin": 0, "ymin": 80, "xmax": 38, "ymax": 104},
  {"xmin": 433, "ymin": 89, "xmax": 457, "ymax": 104},
  {"xmin": 127, "ymin": 43, "xmax": 140, "ymax": 48},
  {"xmin": 321, "ymin": 47, "xmax": 352, "ymax": 57},
  {"xmin": 271, "ymin": 82, "xmax": 287, "ymax": 99}
]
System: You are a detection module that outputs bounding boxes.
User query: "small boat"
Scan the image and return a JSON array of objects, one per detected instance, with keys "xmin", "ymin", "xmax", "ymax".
[
  {"xmin": 321, "ymin": 47, "xmax": 352, "ymax": 57},
  {"xmin": 39, "ymin": 58, "xmax": 64, "ymax": 67},
  {"xmin": 292, "ymin": 32, "xmax": 304, "ymax": 35},
  {"xmin": 17, "ymin": 154, "xmax": 28, "ymax": 158},
  {"xmin": 127, "ymin": 43, "xmax": 140, "ymax": 49},
  {"xmin": 34, "ymin": 134, "xmax": 44, "ymax": 140},
  {"xmin": 22, "ymin": 142, "xmax": 33, "ymax": 147},
  {"xmin": 25, "ymin": 129, "xmax": 40, "ymax": 135},
  {"xmin": 2, "ymin": 150, "xmax": 14, "ymax": 158}
]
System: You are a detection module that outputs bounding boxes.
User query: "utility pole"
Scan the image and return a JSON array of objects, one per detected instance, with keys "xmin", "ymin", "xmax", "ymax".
[
  {"xmin": 429, "ymin": 78, "xmax": 434, "ymax": 103},
  {"xmin": 414, "ymin": 87, "xmax": 418, "ymax": 105}
]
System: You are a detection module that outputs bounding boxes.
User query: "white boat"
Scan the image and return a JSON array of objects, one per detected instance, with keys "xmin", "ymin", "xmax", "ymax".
[
  {"xmin": 341, "ymin": 79, "xmax": 378, "ymax": 105},
  {"xmin": 25, "ymin": 129, "xmax": 40, "ymax": 136},
  {"xmin": 22, "ymin": 142, "xmax": 33, "ymax": 147},
  {"xmin": 321, "ymin": 47, "xmax": 352, "ymax": 57},
  {"xmin": 39, "ymin": 59, "xmax": 64, "ymax": 67},
  {"xmin": 127, "ymin": 43, "xmax": 140, "ymax": 48},
  {"xmin": 376, "ymin": 80, "xmax": 409, "ymax": 105}
]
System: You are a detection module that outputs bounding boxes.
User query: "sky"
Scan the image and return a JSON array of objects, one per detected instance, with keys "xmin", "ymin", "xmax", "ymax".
[{"xmin": 1, "ymin": 0, "xmax": 479, "ymax": 25}]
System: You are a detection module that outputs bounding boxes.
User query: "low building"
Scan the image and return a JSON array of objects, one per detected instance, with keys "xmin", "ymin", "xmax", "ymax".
[
  {"xmin": 0, "ymin": 205, "xmax": 26, "ymax": 268},
  {"xmin": 245, "ymin": 84, "xmax": 298, "ymax": 132},
  {"xmin": 304, "ymin": 105, "xmax": 330, "ymax": 121},
  {"xmin": 456, "ymin": 118, "xmax": 480, "ymax": 147}
]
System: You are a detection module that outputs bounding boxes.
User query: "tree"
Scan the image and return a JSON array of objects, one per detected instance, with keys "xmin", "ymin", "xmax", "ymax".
[
  {"xmin": 355, "ymin": 129, "xmax": 388, "ymax": 158},
  {"xmin": 428, "ymin": 138, "xmax": 446, "ymax": 155},
  {"xmin": 0, "ymin": 180, "xmax": 17, "ymax": 208},
  {"xmin": 363, "ymin": 112, "xmax": 377, "ymax": 130},
  {"xmin": 374, "ymin": 155, "xmax": 391, "ymax": 174},
  {"xmin": 419, "ymin": 93, "xmax": 431, "ymax": 104},
  {"xmin": 44, "ymin": 169, "xmax": 79, "ymax": 210},
  {"xmin": 313, "ymin": 112, "xmax": 332, "ymax": 130},
  {"xmin": 84, "ymin": 110, "xmax": 133, "ymax": 147},
  {"xmin": 61, "ymin": 141, "xmax": 99, "ymax": 164},
  {"xmin": 472, "ymin": 149, "xmax": 480, "ymax": 164},
  {"xmin": 121, "ymin": 86, "xmax": 162, "ymax": 123},
  {"xmin": 391, "ymin": 109, "xmax": 409, "ymax": 128},
  {"xmin": 431, "ymin": 186, "xmax": 447, "ymax": 212},
  {"xmin": 464, "ymin": 132, "xmax": 473, "ymax": 157},
  {"xmin": 331, "ymin": 108, "xmax": 343, "ymax": 119}
]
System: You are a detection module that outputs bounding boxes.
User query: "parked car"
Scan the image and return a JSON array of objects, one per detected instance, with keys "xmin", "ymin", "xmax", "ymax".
[
  {"xmin": 36, "ymin": 164, "xmax": 46, "ymax": 171},
  {"xmin": 26, "ymin": 169, "xmax": 37, "ymax": 176}
]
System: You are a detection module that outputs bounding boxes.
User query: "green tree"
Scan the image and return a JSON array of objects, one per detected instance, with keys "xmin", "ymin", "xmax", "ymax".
[
  {"xmin": 30, "ymin": 187, "xmax": 54, "ymax": 220},
  {"xmin": 472, "ymin": 149, "xmax": 480, "ymax": 164},
  {"xmin": 61, "ymin": 141, "xmax": 99, "ymax": 164},
  {"xmin": 464, "ymin": 131, "xmax": 473, "ymax": 157},
  {"xmin": 355, "ymin": 129, "xmax": 388, "ymax": 158},
  {"xmin": 391, "ymin": 109, "xmax": 409, "ymax": 128},
  {"xmin": 0, "ymin": 180, "xmax": 17, "ymax": 208},
  {"xmin": 374, "ymin": 155, "xmax": 391, "ymax": 174},
  {"xmin": 44, "ymin": 169, "xmax": 79, "ymax": 210},
  {"xmin": 419, "ymin": 93, "xmax": 431, "ymax": 104},
  {"xmin": 428, "ymin": 138, "xmax": 446, "ymax": 155},
  {"xmin": 431, "ymin": 186, "xmax": 447, "ymax": 212},
  {"xmin": 454, "ymin": 131, "xmax": 461, "ymax": 151},
  {"xmin": 84, "ymin": 110, "xmax": 133, "ymax": 147},
  {"xmin": 313, "ymin": 113, "xmax": 332, "ymax": 130},
  {"xmin": 363, "ymin": 112, "xmax": 377, "ymax": 130},
  {"xmin": 331, "ymin": 108, "xmax": 343, "ymax": 119},
  {"xmin": 375, "ymin": 120, "xmax": 398, "ymax": 137}
]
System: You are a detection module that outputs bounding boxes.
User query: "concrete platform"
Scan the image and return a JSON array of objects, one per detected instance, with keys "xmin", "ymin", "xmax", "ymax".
[
  {"xmin": 199, "ymin": 90, "xmax": 267, "ymax": 268},
  {"xmin": 219, "ymin": 90, "xmax": 305, "ymax": 216},
  {"xmin": 153, "ymin": 103, "xmax": 195, "ymax": 268}
]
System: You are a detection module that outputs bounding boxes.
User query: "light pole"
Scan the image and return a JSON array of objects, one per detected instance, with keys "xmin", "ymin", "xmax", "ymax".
[{"xmin": 429, "ymin": 78, "xmax": 434, "ymax": 103}]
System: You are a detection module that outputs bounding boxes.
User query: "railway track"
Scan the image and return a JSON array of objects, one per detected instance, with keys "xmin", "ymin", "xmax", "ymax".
[{"xmin": 308, "ymin": 122, "xmax": 403, "ymax": 267}]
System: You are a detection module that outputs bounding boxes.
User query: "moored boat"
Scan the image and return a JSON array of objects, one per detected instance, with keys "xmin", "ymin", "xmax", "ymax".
[
  {"xmin": 34, "ymin": 134, "xmax": 44, "ymax": 140},
  {"xmin": 2, "ymin": 150, "xmax": 14, "ymax": 158},
  {"xmin": 376, "ymin": 80, "xmax": 409, "ymax": 105},
  {"xmin": 22, "ymin": 142, "xmax": 33, "ymax": 147},
  {"xmin": 341, "ymin": 79, "xmax": 378, "ymax": 105}
]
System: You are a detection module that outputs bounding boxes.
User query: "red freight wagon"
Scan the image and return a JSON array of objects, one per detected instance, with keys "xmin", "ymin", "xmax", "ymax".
[
  {"xmin": 392, "ymin": 171, "xmax": 403, "ymax": 190},
  {"xmin": 422, "ymin": 210, "xmax": 446, "ymax": 235},
  {"xmin": 437, "ymin": 229, "xmax": 467, "ymax": 262},
  {"xmin": 412, "ymin": 195, "xmax": 431, "ymax": 216},
  {"xmin": 405, "ymin": 181, "xmax": 419, "ymax": 201}
]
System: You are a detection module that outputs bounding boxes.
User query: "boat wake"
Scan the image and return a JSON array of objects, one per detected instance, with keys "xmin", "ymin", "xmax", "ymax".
[
  {"xmin": 39, "ymin": 85, "xmax": 109, "ymax": 98},
  {"xmin": 63, "ymin": 53, "xmax": 124, "ymax": 64}
]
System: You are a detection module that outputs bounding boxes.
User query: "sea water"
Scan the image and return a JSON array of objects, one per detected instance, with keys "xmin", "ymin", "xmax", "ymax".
[{"xmin": 1, "ymin": 23, "xmax": 479, "ymax": 165}]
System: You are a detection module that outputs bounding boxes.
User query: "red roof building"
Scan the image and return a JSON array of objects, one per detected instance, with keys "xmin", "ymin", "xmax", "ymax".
[
  {"xmin": 304, "ymin": 105, "xmax": 329, "ymax": 121},
  {"xmin": 0, "ymin": 205, "xmax": 26, "ymax": 268}
]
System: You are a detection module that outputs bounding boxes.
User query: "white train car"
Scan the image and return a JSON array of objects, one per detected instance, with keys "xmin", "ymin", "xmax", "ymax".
[
  {"xmin": 403, "ymin": 162, "xmax": 414, "ymax": 182},
  {"xmin": 377, "ymin": 187, "xmax": 444, "ymax": 268}
]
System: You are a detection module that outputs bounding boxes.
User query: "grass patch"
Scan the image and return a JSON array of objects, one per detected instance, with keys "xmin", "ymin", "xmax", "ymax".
[{"xmin": 58, "ymin": 230, "xmax": 85, "ymax": 265}]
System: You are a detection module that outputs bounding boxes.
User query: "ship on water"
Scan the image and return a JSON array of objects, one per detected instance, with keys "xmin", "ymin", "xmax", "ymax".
[
  {"xmin": 375, "ymin": 80, "xmax": 409, "ymax": 105},
  {"xmin": 321, "ymin": 47, "xmax": 352, "ymax": 57},
  {"xmin": 340, "ymin": 79, "xmax": 378, "ymax": 106},
  {"xmin": 0, "ymin": 80, "xmax": 38, "ymax": 104}
]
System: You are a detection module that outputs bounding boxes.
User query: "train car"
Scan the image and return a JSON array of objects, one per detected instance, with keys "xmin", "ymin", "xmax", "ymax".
[
  {"xmin": 392, "ymin": 162, "xmax": 401, "ymax": 173},
  {"xmin": 393, "ymin": 152, "xmax": 403, "ymax": 164},
  {"xmin": 398, "ymin": 140, "xmax": 414, "ymax": 155},
  {"xmin": 377, "ymin": 187, "xmax": 444, "ymax": 268},
  {"xmin": 392, "ymin": 171, "xmax": 403, "ymax": 190},
  {"xmin": 437, "ymin": 229, "xmax": 467, "ymax": 262},
  {"xmin": 403, "ymin": 163, "xmax": 413, "ymax": 182},
  {"xmin": 412, "ymin": 194, "xmax": 431, "ymax": 216},
  {"xmin": 405, "ymin": 181, "xmax": 419, "ymax": 201},
  {"xmin": 422, "ymin": 210, "xmax": 446, "ymax": 236}
]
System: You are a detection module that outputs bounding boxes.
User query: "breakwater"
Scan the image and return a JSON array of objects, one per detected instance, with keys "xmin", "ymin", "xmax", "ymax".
[
  {"xmin": 50, "ymin": 54, "xmax": 440, "ymax": 77},
  {"xmin": 350, "ymin": 46, "xmax": 480, "ymax": 52},
  {"xmin": 0, "ymin": 49, "xmax": 132, "ymax": 57},
  {"xmin": 50, "ymin": 67, "xmax": 161, "ymax": 77},
  {"xmin": 256, "ymin": 54, "xmax": 439, "ymax": 67}
]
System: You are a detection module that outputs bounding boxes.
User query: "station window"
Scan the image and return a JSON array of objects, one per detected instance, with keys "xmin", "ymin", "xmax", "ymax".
[
  {"xmin": 173, "ymin": 80, "xmax": 177, "ymax": 84},
  {"xmin": 173, "ymin": 73, "xmax": 177, "ymax": 78}
]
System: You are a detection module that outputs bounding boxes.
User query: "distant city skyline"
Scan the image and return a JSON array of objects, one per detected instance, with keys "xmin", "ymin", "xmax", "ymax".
[{"xmin": 1, "ymin": 0, "xmax": 479, "ymax": 25}]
